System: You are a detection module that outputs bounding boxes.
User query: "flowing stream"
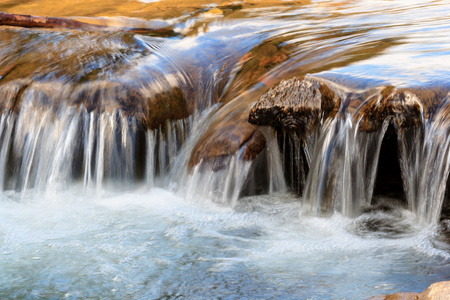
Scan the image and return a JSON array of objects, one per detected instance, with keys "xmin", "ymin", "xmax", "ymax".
[{"xmin": 1, "ymin": 0, "xmax": 450, "ymax": 298}]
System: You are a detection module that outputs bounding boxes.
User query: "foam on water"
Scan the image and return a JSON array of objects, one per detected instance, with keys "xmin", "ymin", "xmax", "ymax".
[{"xmin": 0, "ymin": 189, "xmax": 448, "ymax": 299}]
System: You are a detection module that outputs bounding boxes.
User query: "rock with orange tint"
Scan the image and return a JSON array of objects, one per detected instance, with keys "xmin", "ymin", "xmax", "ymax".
[
  {"xmin": 0, "ymin": 11, "xmax": 175, "ymax": 36},
  {"xmin": 370, "ymin": 281, "xmax": 450, "ymax": 300},
  {"xmin": 189, "ymin": 115, "xmax": 265, "ymax": 172},
  {"xmin": 0, "ymin": 79, "xmax": 191, "ymax": 130}
]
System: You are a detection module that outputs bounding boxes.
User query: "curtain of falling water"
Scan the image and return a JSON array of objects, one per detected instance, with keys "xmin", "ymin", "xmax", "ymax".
[
  {"xmin": 302, "ymin": 116, "xmax": 388, "ymax": 217},
  {"xmin": 146, "ymin": 117, "xmax": 192, "ymax": 188},
  {"xmin": 169, "ymin": 114, "xmax": 286, "ymax": 207},
  {"xmin": 398, "ymin": 95, "xmax": 450, "ymax": 224},
  {"xmin": 0, "ymin": 105, "xmax": 194, "ymax": 194}
]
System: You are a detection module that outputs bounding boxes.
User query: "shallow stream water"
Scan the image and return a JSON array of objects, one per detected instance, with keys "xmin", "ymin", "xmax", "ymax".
[{"xmin": 1, "ymin": 188, "xmax": 449, "ymax": 299}]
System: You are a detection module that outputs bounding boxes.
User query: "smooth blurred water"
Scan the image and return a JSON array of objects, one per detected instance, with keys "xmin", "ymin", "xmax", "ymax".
[{"xmin": 0, "ymin": 188, "xmax": 449, "ymax": 299}]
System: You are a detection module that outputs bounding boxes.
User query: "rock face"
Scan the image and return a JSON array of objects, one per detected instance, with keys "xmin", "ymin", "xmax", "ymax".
[{"xmin": 370, "ymin": 281, "xmax": 450, "ymax": 300}]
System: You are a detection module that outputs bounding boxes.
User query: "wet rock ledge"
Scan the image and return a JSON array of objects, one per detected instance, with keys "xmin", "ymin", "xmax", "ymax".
[
  {"xmin": 248, "ymin": 76, "xmax": 448, "ymax": 134},
  {"xmin": 248, "ymin": 77, "xmax": 340, "ymax": 136}
]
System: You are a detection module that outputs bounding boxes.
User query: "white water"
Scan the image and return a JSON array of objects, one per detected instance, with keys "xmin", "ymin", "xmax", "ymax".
[{"xmin": 0, "ymin": 188, "xmax": 449, "ymax": 299}]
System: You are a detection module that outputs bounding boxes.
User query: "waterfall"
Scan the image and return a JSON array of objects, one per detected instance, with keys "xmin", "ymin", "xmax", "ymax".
[
  {"xmin": 1, "ymin": 107, "xmax": 139, "ymax": 193},
  {"xmin": 186, "ymin": 154, "xmax": 253, "ymax": 206},
  {"xmin": 0, "ymin": 111, "xmax": 14, "ymax": 190},
  {"xmin": 398, "ymin": 95, "xmax": 450, "ymax": 224},
  {"xmin": 302, "ymin": 116, "xmax": 388, "ymax": 217},
  {"xmin": 0, "ymin": 106, "xmax": 191, "ymax": 194},
  {"xmin": 279, "ymin": 131, "xmax": 308, "ymax": 195},
  {"xmin": 262, "ymin": 128, "xmax": 287, "ymax": 195},
  {"xmin": 171, "ymin": 112, "xmax": 287, "ymax": 206},
  {"xmin": 0, "ymin": 77, "xmax": 448, "ymax": 223},
  {"xmin": 145, "ymin": 117, "xmax": 192, "ymax": 188}
]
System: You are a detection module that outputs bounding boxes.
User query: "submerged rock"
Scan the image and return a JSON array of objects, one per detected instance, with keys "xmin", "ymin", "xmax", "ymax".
[
  {"xmin": 73, "ymin": 82, "xmax": 190, "ymax": 130},
  {"xmin": 189, "ymin": 97, "xmax": 266, "ymax": 171},
  {"xmin": 355, "ymin": 86, "xmax": 424, "ymax": 132}
]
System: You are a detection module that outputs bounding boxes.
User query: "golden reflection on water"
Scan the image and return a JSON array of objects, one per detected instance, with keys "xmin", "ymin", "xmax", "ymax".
[{"xmin": 0, "ymin": 0, "xmax": 311, "ymax": 19}]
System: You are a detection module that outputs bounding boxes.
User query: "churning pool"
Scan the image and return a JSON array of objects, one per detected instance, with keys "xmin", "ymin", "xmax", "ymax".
[{"xmin": 1, "ymin": 187, "xmax": 449, "ymax": 299}]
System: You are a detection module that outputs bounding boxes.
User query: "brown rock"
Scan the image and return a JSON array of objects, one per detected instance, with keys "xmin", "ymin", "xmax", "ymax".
[
  {"xmin": 370, "ymin": 292, "xmax": 420, "ymax": 300},
  {"xmin": 0, "ymin": 79, "xmax": 28, "ymax": 113},
  {"xmin": 0, "ymin": 11, "xmax": 175, "ymax": 36},
  {"xmin": 250, "ymin": 75, "xmax": 450, "ymax": 134},
  {"xmin": 71, "ymin": 82, "xmax": 190, "ymax": 129},
  {"xmin": 354, "ymin": 86, "xmax": 393, "ymax": 132},
  {"xmin": 387, "ymin": 89, "xmax": 423, "ymax": 130},
  {"xmin": 421, "ymin": 281, "xmax": 450, "ymax": 300},
  {"xmin": 0, "ymin": 79, "xmax": 190, "ymax": 130},
  {"xmin": 248, "ymin": 77, "xmax": 341, "ymax": 136},
  {"xmin": 189, "ymin": 87, "xmax": 269, "ymax": 172},
  {"xmin": 370, "ymin": 281, "xmax": 450, "ymax": 300},
  {"xmin": 189, "ymin": 115, "xmax": 265, "ymax": 171}
]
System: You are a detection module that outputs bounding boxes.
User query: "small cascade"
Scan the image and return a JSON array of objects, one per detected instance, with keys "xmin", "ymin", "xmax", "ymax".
[
  {"xmin": 186, "ymin": 153, "xmax": 253, "ymax": 206},
  {"xmin": 145, "ymin": 117, "xmax": 192, "ymax": 188},
  {"xmin": 0, "ymin": 106, "xmax": 192, "ymax": 194},
  {"xmin": 302, "ymin": 116, "xmax": 388, "ymax": 217},
  {"xmin": 174, "ymin": 120, "xmax": 286, "ymax": 206},
  {"xmin": 398, "ymin": 95, "xmax": 450, "ymax": 224},
  {"xmin": 0, "ymin": 111, "xmax": 14, "ymax": 190},
  {"xmin": 1, "ymin": 105, "xmax": 141, "ymax": 193},
  {"xmin": 278, "ymin": 131, "xmax": 314, "ymax": 195},
  {"xmin": 261, "ymin": 128, "xmax": 287, "ymax": 195},
  {"xmin": 81, "ymin": 110, "xmax": 139, "ymax": 191}
]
